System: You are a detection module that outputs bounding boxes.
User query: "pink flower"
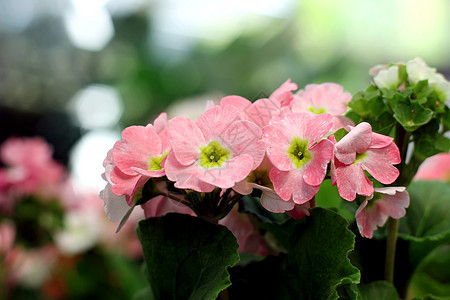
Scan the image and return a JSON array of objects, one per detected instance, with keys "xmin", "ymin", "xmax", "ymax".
[
  {"xmin": 262, "ymin": 112, "xmax": 334, "ymax": 204},
  {"xmin": 0, "ymin": 137, "xmax": 65, "ymax": 213},
  {"xmin": 219, "ymin": 206, "xmax": 267, "ymax": 255},
  {"xmin": 291, "ymin": 83, "xmax": 354, "ymax": 131},
  {"xmin": 165, "ymin": 104, "xmax": 265, "ymax": 192},
  {"xmin": 414, "ymin": 153, "xmax": 450, "ymax": 182},
  {"xmin": 356, "ymin": 187, "xmax": 409, "ymax": 238},
  {"xmin": 220, "ymin": 96, "xmax": 285, "ymax": 129},
  {"xmin": 269, "ymin": 79, "xmax": 298, "ymax": 107},
  {"xmin": 332, "ymin": 122, "xmax": 401, "ymax": 201},
  {"xmin": 104, "ymin": 113, "xmax": 170, "ymax": 206},
  {"xmin": 233, "ymin": 156, "xmax": 295, "ymax": 213},
  {"xmin": 287, "ymin": 202, "xmax": 311, "ymax": 220}
]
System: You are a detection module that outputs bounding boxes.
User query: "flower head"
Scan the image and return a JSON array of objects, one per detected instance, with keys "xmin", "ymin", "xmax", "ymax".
[
  {"xmin": 356, "ymin": 187, "xmax": 409, "ymax": 238},
  {"xmin": 263, "ymin": 112, "xmax": 334, "ymax": 204},
  {"xmin": 291, "ymin": 83, "xmax": 354, "ymax": 131},
  {"xmin": 332, "ymin": 122, "xmax": 401, "ymax": 201},
  {"xmin": 165, "ymin": 104, "xmax": 266, "ymax": 192}
]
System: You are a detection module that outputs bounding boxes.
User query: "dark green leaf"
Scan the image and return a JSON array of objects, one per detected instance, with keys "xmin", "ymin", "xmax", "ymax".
[
  {"xmin": 393, "ymin": 102, "xmax": 433, "ymax": 131},
  {"xmin": 348, "ymin": 88, "xmax": 386, "ymax": 119},
  {"xmin": 229, "ymin": 208, "xmax": 360, "ymax": 300},
  {"xmin": 137, "ymin": 213, "xmax": 239, "ymax": 300},
  {"xmin": 398, "ymin": 181, "xmax": 450, "ymax": 269},
  {"xmin": 356, "ymin": 281, "xmax": 400, "ymax": 300}
]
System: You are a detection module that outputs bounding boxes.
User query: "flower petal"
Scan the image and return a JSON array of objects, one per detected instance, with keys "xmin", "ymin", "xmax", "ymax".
[{"xmin": 168, "ymin": 116, "xmax": 205, "ymax": 166}]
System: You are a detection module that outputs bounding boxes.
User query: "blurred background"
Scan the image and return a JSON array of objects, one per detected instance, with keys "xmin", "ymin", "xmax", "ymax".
[{"xmin": 0, "ymin": 0, "xmax": 449, "ymax": 298}]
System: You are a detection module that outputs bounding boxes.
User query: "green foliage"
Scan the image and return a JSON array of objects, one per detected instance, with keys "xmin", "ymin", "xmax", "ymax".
[
  {"xmin": 393, "ymin": 102, "xmax": 433, "ymax": 131},
  {"xmin": 137, "ymin": 213, "xmax": 239, "ymax": 300},
  {"xmin": 398, "ymin": 181, "xmax": 450, "ymax": 269},
  {"xmin": 228, "ymin": 208, "xmax": 360, "ymax": 299},
  {"xmin": 356, "ymin": 281, "xmax": 400, "ymax": 300}
]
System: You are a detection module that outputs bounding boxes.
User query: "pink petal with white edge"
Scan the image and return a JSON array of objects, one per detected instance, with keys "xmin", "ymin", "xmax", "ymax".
[
  {"xmin": 307, "ymin": 83, "xmax": 350, "ymax": 115},
  {"xmin": 260, "ymin": 186, "xmax": 295, "ymax": 213},
  {"xmin": 270, "ymin": 79, "xmax": 298, "ymax": 105},
  {"xmin": 263, "ymin": 123, "xmax": 291, "ymax": 171},
  {"xmin": 336, "ymin": 164, "xmax": 373, "ymax": 201},
  {"xmin": 362, "ymin": 144, "xmax": 400, "ymax": 185},
  {"xmin": 374, "ymin": 187, "xmax": 409, "ymax": 219},
  {"xmin": 164, "ymin": 152, "xmax": 215, "ymax": 192},
  {"xmin": 100, "ymin": 183, "xmax": 130, "ymax": 222},
  {"xmin": 334, "ymin": 122, "xmax": 372, "ymax": 165},
  {"xmin": 219, "ymin": 120, "xmax": 265, "ymax": 169},
  {"xmin": 195, "ymin": 104, "xmax": 241, "ymax": 142},
  {"xmin": 168, "ymin": 116, "xmax": 205, "ymax": 166},
  {"xmin": 113, "ymin": 125, "xmax": 162, "ymax": 176},
  {"xmin": 303, "ymin": 139, "xmax": 334, "ymax": 186},
  {"xmin": 356, "ymin": 187, "xmax": 409, "ymax": 238},
  {"xmin": 232, "ymin": 179, "xmax": 253, "ymax": 195},
  {"xmin": 270, "ymin": 168, "xmax": 319, "ymax": 204},
  {"xmin": 194, "ymin": 154, "xmax": 254, "ymax": 189},
  {"xmin": 153, "ymin": 112, "xmax": 168, "ymax": 134},
  {"xmin": 305, "ymin": 113, "xmax": 333, "ymax": 146}
]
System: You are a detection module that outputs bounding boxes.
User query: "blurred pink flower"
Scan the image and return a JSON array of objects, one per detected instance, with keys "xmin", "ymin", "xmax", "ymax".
[
  {"xmin": 165, "ymin": 104, "xmax": 265, "ymax": 191},
  {"xmin": 356, "ymin": 187, "xmax": 409, "ymax": 238},
  {"xmin": 287, "ymin": 202, "xmax": 311, "ymax": 220},
  {"xmin": 332, "ymin": 122, "xmax": 401, "ymax": 201},
  {"xmin": 0, "ymin": 137, "xmax": 65, "ymax": 212},
  {"xmin": 291, "ymin": 83, "xmax": 354, "ymax": 131},
  {"xmin": 414, "ymin": 152, "xmax": 450, "ymax": 182},
  {"xmin": 263, "ymin": 112, "xmax": 334, "ymax": 204}
]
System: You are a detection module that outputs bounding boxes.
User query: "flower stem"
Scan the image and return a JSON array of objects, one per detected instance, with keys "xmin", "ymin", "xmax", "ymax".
[{"xmin": 385, "ymin": 218, "xmax": 399, "ymax": 283}]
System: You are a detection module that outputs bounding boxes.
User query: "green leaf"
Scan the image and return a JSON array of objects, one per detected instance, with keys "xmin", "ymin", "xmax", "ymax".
[
  {"xmin": 137, "ymin": 213, "xmax": 239, "ymax": 300},
  {"xmin": 356, "ymin": 281, "xmax": 400, "ymax": 300},
  {"xmin": 228, "ymin": 208, "xmax": 360, "ymax": 299},
  {"xmin": 348, "ymin": 88, "xmax": 386, "ymax": 119},
  {"xmin": 398, "ymin": 181, "xmax": 450, "ymax": 269},
  {"xmin": 393, "ymin": 102, "xmax": 433, "ymax": 131}
]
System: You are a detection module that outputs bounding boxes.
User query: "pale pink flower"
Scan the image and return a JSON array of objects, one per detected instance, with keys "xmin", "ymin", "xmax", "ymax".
[
  {"xmin": 220, "ymin": 96, "xmax": 285, "ymax": 129},
  {"xmin": 291, "ymin": 83, "xmax": 354, "ymax": 131},
  {"xmin": 219, "ymin": 206, "xmax": 267, "ymax": 255},
  {"xmin": 233, "ymin": 156, "xmax": 295, "ymax": 213},
  {"xmin": 165, "ymin": 104, "xmax": 265, "ymax": 192},
  {"xmin": 356, "ymin": 187, "xmax": 409, "ymax": 238},
  {"xmin": 414, "ymin": 153, "xmax": 450, "ymax": 182},
  {"xmin": 0, "ymin": 221, "xmax": 15, "ymax": 256},
  {"xmin": 270, "ymin": 79, "xmax": 298, "ymax": 107},
  {"xmin": 262, "ymin": 112, "xmax": 334, "ymax": 204},
  {"xmin": 332, "ymin": 122, "xmax": 401, "ymax": 201}
]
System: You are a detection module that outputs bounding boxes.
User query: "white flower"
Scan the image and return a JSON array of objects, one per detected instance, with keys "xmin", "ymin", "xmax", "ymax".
[
  {"xmin": 406, "ymin": 57, "xmax": 450, "ymax": 101},
  {"xmin": 373, "ymin": 65, "xmax": 401, "ymax": 89}
]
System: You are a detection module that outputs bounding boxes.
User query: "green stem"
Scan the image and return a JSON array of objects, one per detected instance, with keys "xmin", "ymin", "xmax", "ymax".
[{"xmin": 385, "ymin": 218, "xmax": 399, "ymax": 284}]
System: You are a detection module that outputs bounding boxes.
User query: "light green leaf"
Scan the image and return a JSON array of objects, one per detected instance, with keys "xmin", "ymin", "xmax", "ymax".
[
  {"xmin": 356, "ymin": 281, "xmax": 400, "ymax": 300},
  {"xmin": 393, "ymin": 102, "xmax": 433, "ymax": 131}
]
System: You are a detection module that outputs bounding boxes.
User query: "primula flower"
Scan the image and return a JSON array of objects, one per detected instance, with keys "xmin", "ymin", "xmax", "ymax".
[
  {"xmin": 291, "ymin": 83, "xmax": 354, "ymax": 131},
  {"xmin": 373, "ymin": 65, "xmax": 401, "ymax": 89},
  {"xmin": 165, "ymin": 104, "xmax": 265, "ymax": 192},
  {"xmin": 269, "ymin": 79, "xmax": 298, "ymax": 107},
  {"xmin": 356, "ymin": 187, "xmax": 409, "ymax": 238},
  {"xmin": 262, "ymin": 112, "xmax": 334, "ymax": 204},
  {"xmin": 406, "ymin": 57, "xmax": 450, "ymax": 102},
  {"xmin": 332, "ymin": 122, "xmax": 401, "ymax": 201},
  {"xmin": 106, "ymin": 113, "xmax": 170, "ymax": 206},
  {"xmin": 233, "ymin": 156, "xmax": 295, "ymax": 213}
]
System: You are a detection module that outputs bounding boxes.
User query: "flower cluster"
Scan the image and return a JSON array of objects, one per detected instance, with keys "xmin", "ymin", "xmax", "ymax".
[{"xmin": 101, "ymin": 78, "xmax": 415, "ymax": 240}]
